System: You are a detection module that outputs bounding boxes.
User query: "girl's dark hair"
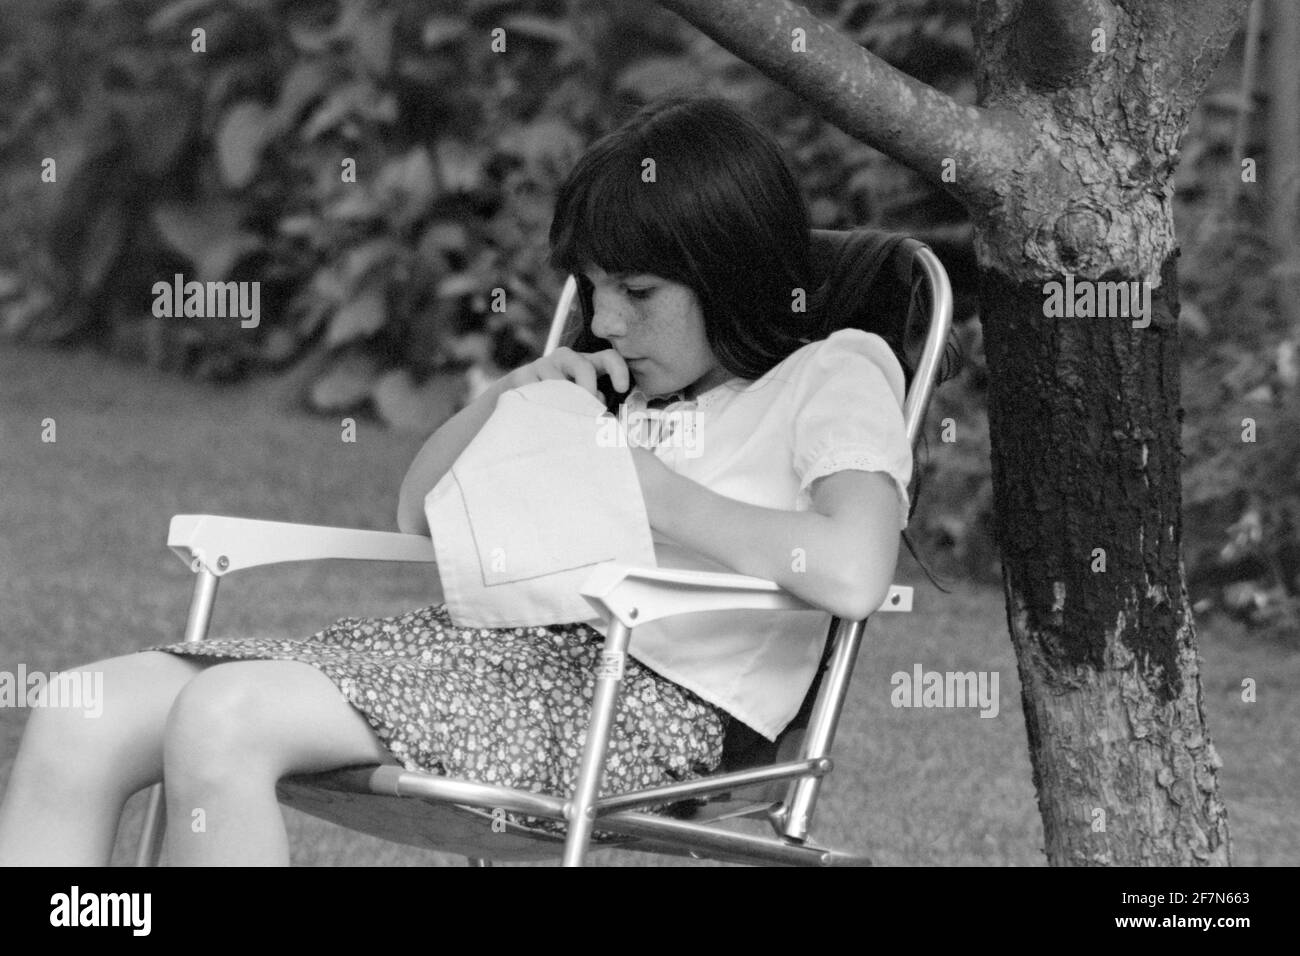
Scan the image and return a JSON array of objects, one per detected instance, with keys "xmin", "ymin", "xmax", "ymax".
[
  {"xmin": 548, "ymin": 94, "xmax": 816, "ymax": 407},
  {"xmin": 547, "ymin": 93, "xmax": 958, "ymax": 593}
]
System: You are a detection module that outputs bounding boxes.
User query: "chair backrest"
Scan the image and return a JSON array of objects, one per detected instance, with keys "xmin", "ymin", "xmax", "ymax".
[{"xmin": 543, "ymin": 227, "xmax": 954, "ymax": 831}]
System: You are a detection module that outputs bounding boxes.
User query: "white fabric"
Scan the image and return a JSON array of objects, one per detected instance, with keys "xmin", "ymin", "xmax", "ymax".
[
  {"xmin": 590, "ymin": 328, "xmax": 912, "ymax": 740},
  {"xmin": 424, "ymin": 378, "xmax": 657, "ymax": 628}
]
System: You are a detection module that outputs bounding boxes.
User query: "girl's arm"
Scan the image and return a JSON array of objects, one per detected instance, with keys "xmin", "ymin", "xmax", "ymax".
[
  {"xmin": 395, "ymin": 374, "xmax": 517, "ymax": 536},
  {"xmin": 632, "ymin": 448, "xmax": 901, "ymax": 621}
]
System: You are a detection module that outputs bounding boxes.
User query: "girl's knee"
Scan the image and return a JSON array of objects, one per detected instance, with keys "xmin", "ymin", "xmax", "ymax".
[
  {"xmin": 161, "ymin": 660, "xmax": 390, "ymax": 790},
  {"xmin": 162, "ymin": 665, "xmax": 278, "ymax": 786}
]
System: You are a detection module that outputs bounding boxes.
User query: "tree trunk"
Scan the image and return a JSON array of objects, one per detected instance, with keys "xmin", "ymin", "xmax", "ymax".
[
  {"xmin": 967, "ymin": 0, "xmax": 1244, "ymax": 864},
  {"xmin": 980, "ymin": 257, "xmax": 1230, "ymax": 863}
]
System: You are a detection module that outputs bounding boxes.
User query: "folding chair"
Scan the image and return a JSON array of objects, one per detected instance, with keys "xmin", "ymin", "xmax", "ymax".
[{"xmin": 135, "ymin": 227, "xmax": 953, "ymax": 867}]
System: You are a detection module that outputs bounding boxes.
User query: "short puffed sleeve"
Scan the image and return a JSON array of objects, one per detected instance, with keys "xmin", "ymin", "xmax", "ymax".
[{"xmin": 790, "ymin": 329, "xmax": 912, "ymax": 528}]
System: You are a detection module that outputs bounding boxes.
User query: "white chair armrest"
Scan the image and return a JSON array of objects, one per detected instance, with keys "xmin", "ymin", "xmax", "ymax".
[
  {"xmin": 578, "ymin": 562, "xmax": 912, "ymax": 629},
  {"xmin": 167, "ymin": 514, "xmax": 435, "ymax": 576}
]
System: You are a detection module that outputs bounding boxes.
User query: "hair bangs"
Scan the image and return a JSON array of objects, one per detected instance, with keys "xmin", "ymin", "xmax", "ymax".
[{"xmin": 548, "ymin": 142, "xmax": 691, "ymax": 286}]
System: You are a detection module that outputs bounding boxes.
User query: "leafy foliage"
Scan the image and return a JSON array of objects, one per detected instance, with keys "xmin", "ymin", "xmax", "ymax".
[{"xmin": 2, "ymin": 0, "xmax": 971, "ymax": 390}]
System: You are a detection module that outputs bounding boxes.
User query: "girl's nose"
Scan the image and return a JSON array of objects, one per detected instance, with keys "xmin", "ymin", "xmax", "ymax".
[{"xmin": 590, "ymin": 291, "xmax": 628, "ymax": 340}]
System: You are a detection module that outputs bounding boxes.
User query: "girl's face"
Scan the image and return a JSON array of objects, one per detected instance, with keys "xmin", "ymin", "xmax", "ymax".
[{"xmin": 584, "ymin": 266, "xmax": 732, "ymax": 399}]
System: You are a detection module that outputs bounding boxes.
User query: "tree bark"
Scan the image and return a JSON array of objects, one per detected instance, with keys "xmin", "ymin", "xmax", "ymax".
[{"xmin": 656, "ymin": 0, "xmax": 1252, "ymax": 863}]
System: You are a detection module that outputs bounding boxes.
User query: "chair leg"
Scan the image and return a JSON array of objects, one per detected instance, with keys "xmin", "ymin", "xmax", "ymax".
[
  {"xmin": 561, "ymin": 619, "xmax": 632, "ymax": 867},
  {"xmin": 137, "ymin": 566, "xmax": 220, "ymax": 866},
  {"xmin": 135, "ymin": 784, "xmax": 166, "ymax": 867}
]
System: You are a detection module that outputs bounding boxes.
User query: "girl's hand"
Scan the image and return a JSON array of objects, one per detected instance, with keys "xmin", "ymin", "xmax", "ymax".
[{"xmin": 507, "ymin": 347, "xmax": 630, "ymax": 401}]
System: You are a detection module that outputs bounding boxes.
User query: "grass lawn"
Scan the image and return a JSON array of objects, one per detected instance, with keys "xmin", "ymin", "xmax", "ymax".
[{"xmin": 1, "ymin": 341, "xmax": 1295, "ymax": 865}]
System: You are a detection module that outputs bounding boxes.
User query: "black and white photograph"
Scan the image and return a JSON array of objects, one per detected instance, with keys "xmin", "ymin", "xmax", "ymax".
[{"xmin": 0, "ymin": 0, "xmax": 1293, "ymax": 908}]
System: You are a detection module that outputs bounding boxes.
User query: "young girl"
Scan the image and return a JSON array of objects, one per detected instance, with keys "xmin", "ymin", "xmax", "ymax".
[{"xmin": 0, "ymin": 94, "xmax": 914, "ymax": 865}]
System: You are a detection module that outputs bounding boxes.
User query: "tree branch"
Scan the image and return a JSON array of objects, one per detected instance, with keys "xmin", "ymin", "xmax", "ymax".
[
  {"xmin": 1124, "ymin": 0, "xmax": 1254, "ymax": 105},
  {"xmin": 655, "ymin": 0, "xmax": 1029, "ymax": 211}
]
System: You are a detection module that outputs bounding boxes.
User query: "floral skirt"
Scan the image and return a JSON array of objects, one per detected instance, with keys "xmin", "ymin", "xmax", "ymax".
[{"xmin": 142, "ymin": 603, "xmax": 729, "ymax": 839}]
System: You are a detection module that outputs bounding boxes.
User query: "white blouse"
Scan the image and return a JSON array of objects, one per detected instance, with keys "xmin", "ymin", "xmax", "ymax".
[{"xmin": 588, "ymin": 328, "xmax": 913, "ymax": 741}]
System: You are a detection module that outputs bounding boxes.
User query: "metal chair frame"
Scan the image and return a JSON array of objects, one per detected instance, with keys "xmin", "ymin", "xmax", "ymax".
[{"xmin": 135, "ymin": 231, "xmax": 953, "ymax": 867}]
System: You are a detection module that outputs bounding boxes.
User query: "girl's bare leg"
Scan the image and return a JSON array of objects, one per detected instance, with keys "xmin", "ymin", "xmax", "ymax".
[
  {"xmin": 160, "ymin": 659, "xmax": 394, "ymax": 866},
  {"xmin": 0, "ymin": 651, "xmax": 207, "ymax": 866}
]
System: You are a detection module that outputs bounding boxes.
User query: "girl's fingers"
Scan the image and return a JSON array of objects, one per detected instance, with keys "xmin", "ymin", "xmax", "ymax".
[
  {"xmin": 588, "ymin": 350, "xmax": 630, "ymax": 393},
  {"xmin": 533, "ymin": 348, "xmax": 570, "ymax": 383},
  {"xmin": 516, "ymin": 348, "xmax": 624, "ymax": 399},
  {"xmin": 556, "ymin": 351, "xmax": 598, "ymax": 397}
]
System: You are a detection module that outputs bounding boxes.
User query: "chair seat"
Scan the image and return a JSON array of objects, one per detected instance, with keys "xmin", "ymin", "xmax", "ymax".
[
  {"xmin": 277, "ymin": 769, "xmax": 573, "ymax": 860},
  {"xmin": 277, "ymin": 766, "xmax": 783, "ymax": 862}
]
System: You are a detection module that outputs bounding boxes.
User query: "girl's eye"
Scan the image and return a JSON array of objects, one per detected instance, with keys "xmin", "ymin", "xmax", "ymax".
[{"xmin": 624, "ymin": 287, "xmax": 653, "ymax": 300}]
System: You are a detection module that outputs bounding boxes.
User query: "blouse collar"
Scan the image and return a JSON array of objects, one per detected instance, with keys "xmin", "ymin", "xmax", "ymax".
[{"xmin": 626, "ymin": 376, "xmax": 748, "ymax": 411}]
